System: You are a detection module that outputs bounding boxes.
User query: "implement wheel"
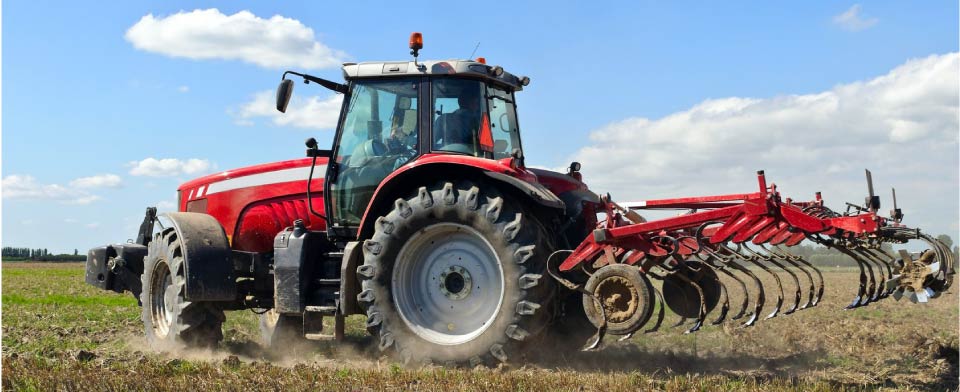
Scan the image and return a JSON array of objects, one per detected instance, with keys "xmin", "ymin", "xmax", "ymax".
[
  {"xmin": 582, "ymin": 264, "xmax": 655, "ymax": 335},
  {"xmin": 357, "ymin": 181, "xmax": 553, "ymax": 365}
]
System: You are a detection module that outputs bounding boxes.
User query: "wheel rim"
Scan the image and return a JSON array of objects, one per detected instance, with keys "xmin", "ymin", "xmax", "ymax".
[
  {"xmin": 393, "ymin": 223, "xmax": 504, "ymax": 345},
  {"xmin": 595, "ymin": 276, "xmax": 639, "ymax": 323},
  {"xmin": 150, "ymin": 260, "xmax": 175, "ymax": 338}
]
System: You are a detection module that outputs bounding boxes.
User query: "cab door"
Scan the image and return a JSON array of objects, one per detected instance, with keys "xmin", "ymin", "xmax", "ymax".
[{"xmin": 325, "ymin": 77, "xmax": 424, "ymax": 234}]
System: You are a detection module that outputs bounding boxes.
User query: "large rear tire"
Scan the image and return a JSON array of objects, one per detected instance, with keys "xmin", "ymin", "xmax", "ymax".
[
  {"xmin": 141, "ymin": 227, "xmax": 225, "ymax": 349},
  {"xmin": 357, "ymin": 181, "xmax": 553, "ymax": 365}
]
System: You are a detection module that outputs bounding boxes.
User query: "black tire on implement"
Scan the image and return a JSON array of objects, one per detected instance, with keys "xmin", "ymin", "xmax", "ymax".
[
  {"xmin": 141, "ymin": 227, "xmax": 225, "ymax": 349},
  {"xmin": 356, "ymin": 181, "xmax": 553, "ymax": 365}
]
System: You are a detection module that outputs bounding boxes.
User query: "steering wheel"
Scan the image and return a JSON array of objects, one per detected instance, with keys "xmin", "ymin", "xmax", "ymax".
[{"xmin": 392, "ymin": 145, "xmax": 417, "ymax": 171}]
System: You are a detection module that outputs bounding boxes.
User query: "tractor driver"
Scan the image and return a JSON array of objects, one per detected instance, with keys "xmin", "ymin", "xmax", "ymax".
[
  {"xmin": 451, "ymin": 93, "xmax": 481, "ymax": 141},
  {"xmin": 435, "ymin": 83, "xmax": 483, "ymax": 154}
]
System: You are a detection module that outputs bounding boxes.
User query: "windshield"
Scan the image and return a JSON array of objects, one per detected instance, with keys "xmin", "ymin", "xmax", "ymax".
[
  {"xmin": 431, "ymin": 79, "xmax": 520, "ymax": 159},
  {"xmin": 329, "ymin": 78, "xmax": 419, "ymax": 227}
]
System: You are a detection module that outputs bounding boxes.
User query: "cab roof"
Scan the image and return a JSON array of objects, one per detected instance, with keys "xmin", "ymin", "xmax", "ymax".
[{"xmin": 341, "ymin": 59, "xmax": 527, "ymax": 91}]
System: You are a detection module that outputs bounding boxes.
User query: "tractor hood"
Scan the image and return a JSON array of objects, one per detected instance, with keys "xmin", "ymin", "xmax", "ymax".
[
  {"xmin": 175, "ymin": 158, "xmax": 328, "ymax": 252},
  {"xmin": 176, "ymin": 158, "xmax": 326, "ymax": 210}
]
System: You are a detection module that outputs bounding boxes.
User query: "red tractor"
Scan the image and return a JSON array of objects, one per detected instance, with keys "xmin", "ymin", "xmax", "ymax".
[{"xmin": 84, "ymin": 33, "xmax": 954, "ymax": 365}]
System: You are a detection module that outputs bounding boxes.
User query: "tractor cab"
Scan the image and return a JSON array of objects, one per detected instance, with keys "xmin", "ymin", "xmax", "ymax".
[
  {"xmin": 328, "ymin": 60, "xmax": 529, "ymax": 228},
  {"xmin": 277, "ymin": 36, "xmax": 533, "ymax": 233}
]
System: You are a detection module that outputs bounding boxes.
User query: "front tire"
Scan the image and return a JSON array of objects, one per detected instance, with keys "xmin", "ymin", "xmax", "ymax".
[
  {"xmin": 141, "ymin": 227, "xmax": 225, "ymax": 349},
  {"xmin": 357, "ymin": 181, "xmax": 553, "ymax": 365}
]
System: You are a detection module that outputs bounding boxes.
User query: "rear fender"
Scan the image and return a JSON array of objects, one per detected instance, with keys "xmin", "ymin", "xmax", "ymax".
[{"xmin": 356, "ymin": 158, "xmax": 564, "ymax": 240}]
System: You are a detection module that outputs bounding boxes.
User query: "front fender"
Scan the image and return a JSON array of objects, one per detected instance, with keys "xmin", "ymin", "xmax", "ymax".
[{"xmin": 160, "ymin": 212, "xmax": 235, "ymax": 301}]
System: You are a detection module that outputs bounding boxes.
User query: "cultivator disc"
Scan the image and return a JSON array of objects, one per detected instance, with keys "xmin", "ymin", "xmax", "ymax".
[{"xmin": 550, "ymin": 170, "xmax": 956, "ymax": 349}]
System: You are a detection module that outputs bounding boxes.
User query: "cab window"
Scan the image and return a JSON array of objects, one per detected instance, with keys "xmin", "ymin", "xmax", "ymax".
[
  {"xmin": 431, "ymin": 79, "xmax": 486, "ymax": 156},
  {"xmin": 485, "ymin": 85, "xmax": 521, "ymax": 159}
]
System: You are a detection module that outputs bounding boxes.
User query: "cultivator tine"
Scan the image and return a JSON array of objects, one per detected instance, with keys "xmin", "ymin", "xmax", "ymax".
[
  {"xmin": 662, "ymin": 266, "xmax": 707, "ymax": 334},
  {"xmin": 859, "ymin": 252, "xmax": 877, "ymax": 305},
  {"xmin": 671, "ymin": 317, "xmax": 687, "ymax": 328},
  {"xmin": 835, "ymin": 246, "xmax": 869, "ymax": 309},
  {"xmin": 728, "ymin": 256, "xmax": 765, "ymax": 327},
  {"xmin": 745, "ymin": 244, "xmax": 802, "ymax": 315},
  {"xmin": 686, "ymin": 317, "xmax": 704, "ymax": 334},
  {"xmin": 727, "ymin": 244, "xmax": 783, "ymax": 320},
  {"xmin": 581, "ymin": 293, "xmax": 607, "ymax": 351},
  {"xmin": 546, "ymin": 250, "xmax": 607, "ymax": 351},
  {"xmin": 702, "ymin": 260, "xmax": 731, "ymax": 325},
  {"xmin": 697, "ymin": 253, "xmax": 743, "ymax": 323},
  {"xmin": 849, "ymin": 247, "xmax": 882, "ymax": 303},
  {"xmin": 864, "ymin": 248, "xmax": 897, "ymax": 296},
  {"xmin": 761, "ymin": 244, "xmax": 813, "ymax": 311},
  {"xmin": 719, "ymin": 264, "xmax": 750, "ymax": 320},
  {"xmin": 707, "ymin": 246, "xmax": 762, "ymax": 325},
  {"xmin": 724, "ymin": 268, "xmax": 749, "ymax": 321},
  {"xmin": 800, "ymin": 255, "xmax": 825, "ymax": 305},
  {"xmin": 712, "ymin": 295, "xmax": 730, "ymax": 325},
  {"xmin": 860, "ymin": 248, "xmax": 890, "ymax": 301}
]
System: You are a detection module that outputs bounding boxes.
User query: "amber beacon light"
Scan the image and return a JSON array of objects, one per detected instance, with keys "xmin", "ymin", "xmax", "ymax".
[{"xmin": 409, "ymin": 32, "xmax": 423, "ymax": 54}]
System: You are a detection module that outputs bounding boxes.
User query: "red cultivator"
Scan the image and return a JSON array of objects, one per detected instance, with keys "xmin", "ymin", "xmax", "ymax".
[{"xmin": 549, "ymin": 170, "xmax": 955, "ymax": 349}]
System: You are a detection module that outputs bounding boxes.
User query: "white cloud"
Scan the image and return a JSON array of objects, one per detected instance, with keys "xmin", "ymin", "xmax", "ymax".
[
  {"xmin": 177, "ymin": 85, "xmax": 190, "ymax": 93},
  {"xmin": 125, "ymin": 9, "xmax": 347, "ymax": 70},
  {"xmin": 156, "ymin": 200, "xmax": 177, "ymax": 211},
  {"xmin": 70, "ymin": 174, "xmax": 122, "ymax": 189},
  {"xmin": 2, "ymin": 175, "xmax": 102, "ymax": 205},
  {"xmin": 64, "ymin": 218, "xmax": 79, "ymax": 224},
  {"xmin": 235, "ymin": 90, "xmax": 342, "ymax": 130},
  {"xmin": 128, "ymin": 158, "xmax": 214, "ymax": 177},
  {"xmin": 65, "ymin": 195, "xmax": 103, "ymax": 205},
  {"xmin": 566, "ymin": 53, "xmax": 959, "ymax": 237},
  {"xmin": 833, "ymin": 4, "xmax": 878, "ymax": 31},
  {"xmin": 85, "ymin": 222, "xmax": 101, "ymax": 229}
]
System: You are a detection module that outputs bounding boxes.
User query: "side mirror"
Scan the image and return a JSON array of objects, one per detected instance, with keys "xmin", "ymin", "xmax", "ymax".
[{"xmin": 276, "ymin": 79, "xmax": 295, "ymax": 113}]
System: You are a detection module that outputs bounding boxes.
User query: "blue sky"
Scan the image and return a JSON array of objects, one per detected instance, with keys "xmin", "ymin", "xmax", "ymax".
[{"xmin": 2, "ymin": 1, "xmax": 958, "ymax": 253}]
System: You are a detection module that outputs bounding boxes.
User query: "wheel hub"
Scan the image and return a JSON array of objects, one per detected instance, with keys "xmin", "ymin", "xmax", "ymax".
[{"xmin": 439, "ymin": 266, "xmax": 473, "ymax": 300}]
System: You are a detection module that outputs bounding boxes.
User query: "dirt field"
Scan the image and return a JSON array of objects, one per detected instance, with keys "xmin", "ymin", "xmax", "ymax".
[{"xmin": 2, "ymin": 262, "xmax": 957, "ymax": 391}]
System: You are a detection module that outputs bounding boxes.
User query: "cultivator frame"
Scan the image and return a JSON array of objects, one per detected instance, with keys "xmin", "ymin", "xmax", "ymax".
[{"xmin": 549, "ymin": 170, "xmax": 955, "ymax": 349}]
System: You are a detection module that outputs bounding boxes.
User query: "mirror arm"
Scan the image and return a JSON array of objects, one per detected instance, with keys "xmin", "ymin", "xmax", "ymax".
[
  {"xmin": 306, "ymin": 149, "xmax": 332, "ymax": 158},
  {"xmin": 283, "ymin": 71, "xmax": 349, "ymax": 94}
]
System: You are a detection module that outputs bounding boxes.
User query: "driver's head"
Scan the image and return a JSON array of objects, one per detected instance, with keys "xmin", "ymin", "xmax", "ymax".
[
  {"xmin": 458, "ymin": 95, "xmax": 478, "ymax": 111},
  {"xmin": 457, "ymin": 85, "xmax": 481, "ymax": 111}
]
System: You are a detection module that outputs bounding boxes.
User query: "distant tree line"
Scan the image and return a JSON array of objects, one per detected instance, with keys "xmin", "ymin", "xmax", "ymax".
[
  {"xmin": 1, "ymin": 247, "xmax": 86, "ymax": 262},
  {"xmin": 1, "ymin": 234, "xmax": 956, "ymax": 266}
]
